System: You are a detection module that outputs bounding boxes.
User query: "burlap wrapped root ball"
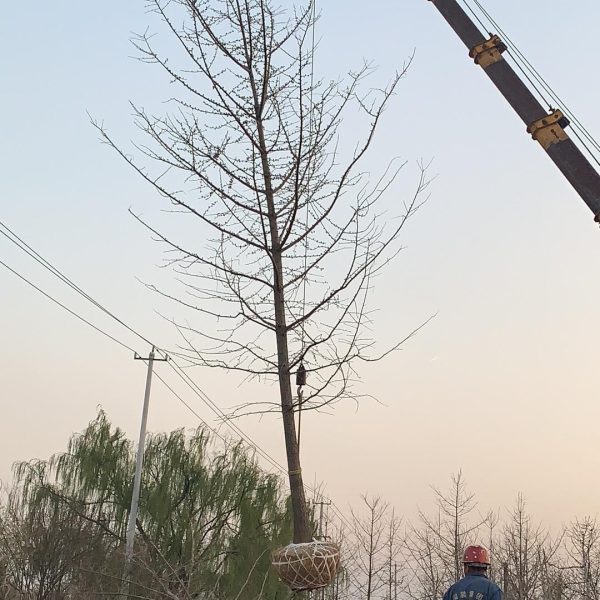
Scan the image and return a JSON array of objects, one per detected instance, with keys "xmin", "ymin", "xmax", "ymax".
[{"xmin": 272, "ymin": 541, "xmax": 341, "ymax": 591}]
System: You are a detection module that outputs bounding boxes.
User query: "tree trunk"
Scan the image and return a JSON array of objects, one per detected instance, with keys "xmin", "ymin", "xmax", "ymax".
[
  {"xmin": 258, "ymin": 131, "xmax": 310, "ymax": 542},
  {"xmin": 253, "ymin": 72, "xmax": 311, "ymax": 542},
  {"xmin": 272, "ymin": 248, "xmax": 311, "ymax": 543}
]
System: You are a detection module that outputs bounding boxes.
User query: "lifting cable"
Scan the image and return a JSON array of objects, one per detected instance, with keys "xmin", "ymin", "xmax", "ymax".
[
  {"xmin": 296, "ymin": 0, "xmax": 317, "ymax": 456},
  {"xmin": 470, "ymin": 0, "xmax": 600, "ymax": 160}
]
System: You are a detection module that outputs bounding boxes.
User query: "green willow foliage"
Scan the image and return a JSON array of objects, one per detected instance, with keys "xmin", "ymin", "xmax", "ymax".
[{"xmin": 5, "ymin": 411, "xmax": 293, "ymax": 599}]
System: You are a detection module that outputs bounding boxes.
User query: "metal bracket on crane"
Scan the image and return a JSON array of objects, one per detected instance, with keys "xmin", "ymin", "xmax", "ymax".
[
  {"xmin": 527, "ymin": 109, "xmax": 570, "ymax": 150},
  {"xmin": 469, "ymin": 35, "xmax": 507, "ymax": 68}
]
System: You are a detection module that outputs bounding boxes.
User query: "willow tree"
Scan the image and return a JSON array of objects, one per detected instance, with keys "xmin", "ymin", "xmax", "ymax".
[
  {"xmin": 14, "ymin": 412, "xmax": 292, "ymax": 598},
  {"xmin": 98, "ymin": 0, "xmax": 427, "ymax": 543}
]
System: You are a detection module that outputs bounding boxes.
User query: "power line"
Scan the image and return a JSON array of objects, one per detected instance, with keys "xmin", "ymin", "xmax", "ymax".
[
  {"xmin": 150, "ymin": 367, "xmax": 229, "ymax": 445},
  {"xmin": 0, "ymin": 257, "xmax": 136, "ymax": 353},
  {"xmin": 0, "ymin": 219, "xmax": 304, "ymax": 483},
  {"xmin": 165, "ymin": 359, "xmax": 287, "ymax": 474},
  {"xmin": 164, "ymin": 358, "xmax": 354, "ymax": 531},
  {"xmin": 161, "ymin": 355, "xmax": 355, "ymax": 529},
  {"xmin": 0, "ymin": 220, "xmax": 155, "ymax": 350},
  {"xmin": 0, "ymin": 219, "xmax": 353, "ymax": 530},
  {"xmin": 0, "ymin": 221, "xmax": 282, "ymax": 468},
  {"xmin": 0, "ymin": 248, "xmax": 235, "ymax": 461}
]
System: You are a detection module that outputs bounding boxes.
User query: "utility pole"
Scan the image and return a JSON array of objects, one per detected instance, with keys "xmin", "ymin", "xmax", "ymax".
[
  {"xmin": 313, "ymin": 498, "xmax": 332, "ymax": 600},
  {"xmin": 313, "ymin": 498, "xmax": 331, "ymax": 539},
  {"xmin": 503, "ymin": 562, "xmax": 510, "ymax": 600},
  {"xmin": 120, "ymin": 347, "xmax": 168, "ymax": 598}
]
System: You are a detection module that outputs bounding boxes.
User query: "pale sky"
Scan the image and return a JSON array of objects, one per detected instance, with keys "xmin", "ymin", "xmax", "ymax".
[{"xmin": 2, "ymin": 0, "xmax": 600, "ymax": 531}]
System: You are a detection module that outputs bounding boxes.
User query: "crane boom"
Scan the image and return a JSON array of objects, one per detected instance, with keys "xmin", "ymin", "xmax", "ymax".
[{"xmin": 427, "ymin": 0, "xmax": 600, "ymax": 222}]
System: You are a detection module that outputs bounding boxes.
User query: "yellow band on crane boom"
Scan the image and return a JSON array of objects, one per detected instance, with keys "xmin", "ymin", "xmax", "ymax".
[
  {"xmin": 469, "ymin": 35, "xmax": 507, "ymax": 68},
  {"xmin": 527, "ymin": 109, "xmax": 570, "ymax": 150}
]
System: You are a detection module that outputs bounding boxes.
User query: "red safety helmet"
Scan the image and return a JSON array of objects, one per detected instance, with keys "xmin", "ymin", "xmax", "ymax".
[{"xmin": 463, "ymin": 545, "xmax": 490, "ymax": 567}]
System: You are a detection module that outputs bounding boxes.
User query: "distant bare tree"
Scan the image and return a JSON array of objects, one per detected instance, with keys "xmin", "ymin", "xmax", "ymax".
[
  {"xmin": 496, "ymin": 495, "xmax": 561, "ymax": 600},
  {"xmin": 0, "ymin": 485, "xmax": 106, "ymax": 600},
  {"xmin": 562, "ymin": 517, "xmax": 600, "ymax": 600},
  {"xmin": 0, "ymin": 498, "xmax": 8, "ymax": 598},
  {"xmin": 385, "ymin": 514, "xmax": 405, "ymax": 600},
  {"xmin": 404, "ymin": 513, "xmax": 446, "ymax": 600},
  {"xmin": 486, "ymin": 510, "xmax": 500, "ymax": 582},
  {"xmin": 97, "ymin": 0, "xmax": 428, "ymax": 543},
  {"xmin": 539, "ymin": 556, "xmax": 566, "ymax": 600},
  {"xmin": 347, "ymin": 495, "xmax": 403, "ymax": 600},
  {"xmin": 405, "ymin": 471, "xmax": 490, "ymax": 600}
]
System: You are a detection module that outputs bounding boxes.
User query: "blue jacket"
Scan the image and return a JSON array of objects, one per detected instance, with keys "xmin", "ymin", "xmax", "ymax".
[{"xmin": 443, "ymin": 573, "xmax": 502, "ymax": 600}]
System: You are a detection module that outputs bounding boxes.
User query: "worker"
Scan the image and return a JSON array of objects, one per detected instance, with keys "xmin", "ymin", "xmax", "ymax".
[{"xmin": 443, "ymin": 545, "xmax": 502, "ymax": 600}]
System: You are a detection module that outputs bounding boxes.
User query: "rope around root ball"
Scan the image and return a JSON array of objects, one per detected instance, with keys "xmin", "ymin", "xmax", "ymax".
[{"xmin": 271, "ymin": 540, "xmax": 341, "ymax": 592}]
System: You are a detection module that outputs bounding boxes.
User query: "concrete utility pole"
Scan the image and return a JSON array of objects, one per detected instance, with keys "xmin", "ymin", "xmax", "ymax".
[
  {"xmin": 313, "ymin": 498, "xmax": 332, "ymax": 539},
  {"xmin": 313, "ymin": 498, "xmax": 332, "ymax": 600},
  {"xmin": 120, "ymin": 347, "xmax": 168, "ymax": 598},
  {"xmin": 503, "ymin": 562, "xmax": 510, "ymax": 600}
]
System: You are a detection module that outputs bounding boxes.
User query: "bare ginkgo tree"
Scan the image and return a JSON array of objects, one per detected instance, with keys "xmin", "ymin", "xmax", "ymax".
[
  {"xmin": 98, "ymin": 0, "xmax": 428, "ymax": 543},
  {"xmin": 563, "ymin": 517, "xmax": 600, "ymax": 600},
  {"xmin": 347, "ymin": 495, "xmax": 403, "ymax": 600},
  {"xmin": 497, "ymin": 495, "xmax": 562, "ymax": 600},
  {"xmin": 404, "ymin": 472, "xmax": 492, "ymax": 599}
]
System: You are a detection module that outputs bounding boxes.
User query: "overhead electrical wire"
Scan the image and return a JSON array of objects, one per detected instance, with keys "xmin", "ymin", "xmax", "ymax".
[
  {"xmin": 1, "ymin": 218, "xmax": 287, "ymax": 473},
  {"xmin": 0, "ymin": 219, "xmax": 354, "ymax": 531},
  {"xmin": 0, "ymin": 221, "xmax": 278, "ymax": 464},
  {"xmin": 0, "ymin": 246, "xmax": 208, "ymax": 432},
  {"xmin": 166, "ymin": 357, "xmax": 354, "ymax": 529},
  {"xmin": 165, "ymin": 359, "xmax": 290, "ymax": 475},
  {"xmin": 0, "ymin": 221, "xmax": 266, "ymax": 451},
  {"xmin": 149, "ymin": 367, "xmax": 228, "ymax": 445},
  {"xmin": 0, "ymin": 258, "xmax": 136, "ymax": 353},
  {"xmin": 0, "ymin": 221, "xmax": 155, "ymax": 351}
]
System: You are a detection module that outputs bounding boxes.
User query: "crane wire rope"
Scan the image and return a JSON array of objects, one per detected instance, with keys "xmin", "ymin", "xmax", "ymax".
[
  {"xmin": 296, "ymin": 0, "xmax": 317, "ymax": 457},
  {"xmin": 457, "ymin": 0, "xmax": 491, "ymax": 39},
  {"xmin": 458, "ymin": 0, "xmax": 552, "ymax": 110},
  {"xmin": 463, "ymin": 0, "xmax": 600, "ymax": 165},
  {"xmin": 471, "ymin": 0, "xmax": 600, "ymax": 155}
]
